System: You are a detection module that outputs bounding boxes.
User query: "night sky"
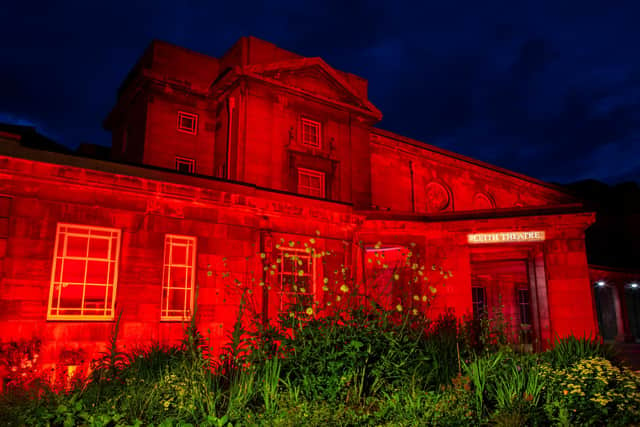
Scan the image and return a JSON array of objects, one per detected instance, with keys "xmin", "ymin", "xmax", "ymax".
[{"xmin": 2, "ymin": 1, "xmax": 639, "ymax": 185}]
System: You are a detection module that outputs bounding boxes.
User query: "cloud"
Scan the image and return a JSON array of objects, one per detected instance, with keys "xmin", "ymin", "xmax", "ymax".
[{"xmin": 0, "ymin": 0, "xmax": 639, "ymax": 184}]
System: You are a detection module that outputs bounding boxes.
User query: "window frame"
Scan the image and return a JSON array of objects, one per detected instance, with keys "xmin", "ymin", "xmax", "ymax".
[
  {"xmin": 161, "ymin": 234, "xmax": 197, "ymax": 321},
  {"xmin": 300, "ymin": 118, "xmax": 321, "ymax": 148},
  {"xmin": 47, "ymin": 223, "xmax": 121, "ymax": 321},
  {"xmin": 177, "ymin": 111, "xmax": 198, "ymax": 135},
  {"xmin": 297, "ymin": 168, "xmax": 326, "ymax": 198},
  {"xmin": 175, "ymin": 156, "xmax": 196, "ymax": 174},
  {"xmin": 276, "ymin": 246, "xmax": 316, "ymax": 314},
  {"xmin": 471, "ymin": 285, "xmax": 486, "ymax": 320}
]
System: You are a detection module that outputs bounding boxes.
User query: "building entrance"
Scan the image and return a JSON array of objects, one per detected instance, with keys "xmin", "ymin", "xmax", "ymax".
[
  {"xmin": 470, "ymin": 260, "xmax": 533, "ymax": 344},
  {"xmin": 594, "ymin": 284, "xmax": 618, "ymax": 341}
]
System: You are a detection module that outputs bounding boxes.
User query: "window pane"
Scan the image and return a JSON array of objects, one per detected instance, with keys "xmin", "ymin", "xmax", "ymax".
[
  {"xmin": 59, "ymin": 284, "xmax": 84, "ymax": 310},
  {"xmin": 168, "ymin": 288, "xmax": 187, "ymax": 311},
  {"xmin": 169, "ymin": 267, "xmax": 188, "ymax": 287},
  {"xmin": 171, "ymin": 244, "xmax": 188, "ymax": 266},
  {"xmin": 86, "ymin": 260, "xmax": 109, "ymax": 284},
  {"xmin": 61, "ymin": 259, "xmax": 86, "ymax": 284},
  {"xmin": 66, "ymin": 235, "xmax": 88, "ymax": 257},
  {"xmin": 84, "ymin": 285, "xmax": 107, "ymax": 309},
  {"xmin": 89, "ymin": 237, "xmax": 110, "ymax": 259}
]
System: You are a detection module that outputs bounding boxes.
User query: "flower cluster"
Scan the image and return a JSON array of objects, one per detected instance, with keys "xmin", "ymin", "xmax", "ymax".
[{"xmin": 540, "ymin": 357, "xmax": 640, "ymax": 426}]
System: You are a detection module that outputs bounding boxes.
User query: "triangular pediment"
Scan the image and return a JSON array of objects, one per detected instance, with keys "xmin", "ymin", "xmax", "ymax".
[
  {"xmin": 244, "ymin": 58, "xmax": 382, "ymax": 119},
  {"xmin": 266, "ymin": 66, "xmax": 360, "ymax": 105}
]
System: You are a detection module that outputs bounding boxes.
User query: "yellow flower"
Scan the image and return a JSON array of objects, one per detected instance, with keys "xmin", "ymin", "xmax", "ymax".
[
  {"xmin": 422, "ymin": 295, "xmax": 427, "ymax": 302},
  {"xmin": 336, "ymin": 295, "xmax": 342, "ymax": 301},
  {"xmin": 413, "ymin": 295, "xmax": 419, "ymax": 301},
  {"xmin": 340, "ymin": 284, "xmax": 349, "ymax": 293},
  {"xmin": 305, "ymin": 307, "xmax": 314, "ymax": 316},
  {"xmin": 412, "ymin": 309, "xmax": 418, "ymax": 315},
  {"xmin": 396, "ymin": 304, "xmax": 403, "ymax": 312}
]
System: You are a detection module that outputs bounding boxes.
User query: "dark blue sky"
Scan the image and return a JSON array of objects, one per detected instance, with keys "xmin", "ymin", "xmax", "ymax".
[{"xmin": 2, "ymin": 1, "xmax": 639, "ymax": 184}]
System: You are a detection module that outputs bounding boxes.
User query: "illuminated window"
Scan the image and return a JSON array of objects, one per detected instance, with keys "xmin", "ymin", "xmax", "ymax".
[
  {"xmin": 276, "ymin": 247, "xmax": 315, "ymax": 313},
  {"xmin": 177, "ymin": 111, "xmax": 198, "ymax": 135},
  {"xmin": 471, "ymin": 286, "xmax": 486, "ymax": 319},
  {"xmin": 48, "ymin": 224, "xmax": 121, "ymax": 320},
  {"xmin": 176, "ymin": 157, "xmax": 196, "ymax": 174},
  {"xmin": 297, "ymin": 168, "xmax": 325, "ymax": 198},
  {"xmin": 161, "ymin": 235, "xmax": 196, "ymax": 321},
  {"xmin": 301, "ymin": 118, "xmax": 321, "ymax": 148}
]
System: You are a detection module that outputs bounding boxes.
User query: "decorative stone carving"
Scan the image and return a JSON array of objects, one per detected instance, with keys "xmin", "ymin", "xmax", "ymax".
[
  {"xmin": 425, "ymin": 181, "xmax": 451, "ymax": 212},
  {"xmin": 473, "ymin": 192, "xmax": 495, "ymax": 210}
]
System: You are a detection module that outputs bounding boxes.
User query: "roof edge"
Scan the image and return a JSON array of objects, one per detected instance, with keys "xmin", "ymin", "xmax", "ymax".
[{"xmin": 371, "ymin": 127, "xmax": 576, "ymax": 199}]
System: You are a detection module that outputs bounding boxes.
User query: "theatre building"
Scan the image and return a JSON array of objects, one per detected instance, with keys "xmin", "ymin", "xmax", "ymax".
[{"xmin": 0, "ymin": 37, "xmax": 599, "ymax": 365}]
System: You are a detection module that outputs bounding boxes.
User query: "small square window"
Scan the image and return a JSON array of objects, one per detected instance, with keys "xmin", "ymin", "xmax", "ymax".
[
  {"xmin": 301, "ymin": 118, "xmax": 321, "ymax": 148},
  {"xmin": 177, "ymin": 111, "xmax": 198, "ymax": 135},
  {"xmin": 297, "ymin": 168, "xmax": 325, "ymax": 198},
  {"xmin": 176, "ymin": 157, "xmax": 196, "ymax": 174}
]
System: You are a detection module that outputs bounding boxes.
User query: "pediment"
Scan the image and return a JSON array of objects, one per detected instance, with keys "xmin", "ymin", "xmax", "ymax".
[
  {"xmin": 244, "ymin": 58, "xmax": 382, "ymax": 119},
  {"xmin": 265, "ymin": 66, "xmax": 360, "ymax": 104}
]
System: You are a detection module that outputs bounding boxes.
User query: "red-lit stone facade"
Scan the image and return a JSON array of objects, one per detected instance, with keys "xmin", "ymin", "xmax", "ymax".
[{"xmin": 0, "ymin": 37, "xmax": 599, "ymax": 365}]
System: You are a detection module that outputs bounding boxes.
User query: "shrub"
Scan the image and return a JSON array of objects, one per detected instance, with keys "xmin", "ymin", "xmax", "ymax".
[
  {"xmin": 540, "ymin": 356, "xmax": 640, "ymax": 426},
  {"xmin": 542, "ymin": 334, "xmax": 618, "ymax": 369}
]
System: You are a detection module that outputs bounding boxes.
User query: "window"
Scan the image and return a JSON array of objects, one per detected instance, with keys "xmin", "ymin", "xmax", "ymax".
[
  {"xmin": 176, "ymin": 157, "xmax": 196, "ymax": 174},
  {"xmin": 177, "ymin": 111, "xmax": 198, "ymax": 135},
  {"xmin": 471, "ymin": 285, "xmax": 486, "ymax": 319},
  {"xmin": 365, "ymin": 245, "xmax": 412, "ymax": 311},
  {"xmin": 161, "ymin": 235, "xmax": 196, "ymax": 321},
  {"xmin": 301, "ymin": 118, "xmax": 321, "ymax": 148},
  {"xmin": 297, "ymin": 168, "xmax": 325, "ymax": 198},
  {"xmin": 48, "ymin": 224, "xmax": 121, "ymax": 320},
  {"xmin": 276, "ymin": 247, "xmax": 315, "ymax": 313},
  {"xmin": 518, "ymin": 288, "xmax": 531, "ymax": 325}
]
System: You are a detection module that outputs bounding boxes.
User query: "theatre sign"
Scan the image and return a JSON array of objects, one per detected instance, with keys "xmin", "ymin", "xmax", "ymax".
[{"xmin": 467, "ymin": 231, "xmax": 546, "ymax": 244}]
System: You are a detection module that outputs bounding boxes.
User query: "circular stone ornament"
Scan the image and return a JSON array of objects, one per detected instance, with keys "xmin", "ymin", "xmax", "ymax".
[{"xmin": 425, "ymin": 182, "xmax": 451, "ymax": 212}]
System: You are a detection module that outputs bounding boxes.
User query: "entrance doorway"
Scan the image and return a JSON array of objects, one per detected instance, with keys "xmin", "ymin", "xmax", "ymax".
[
  {"xmin": 625, "ymin": 287, "xmax": 640, "ymax": 342},
  {"xmin": 594, "ymin": 284, "xmax": 618, "ymax": 341},
  {"xmin": 470, "ymin": 260, "xmax": 533, "ymax": 344}
]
